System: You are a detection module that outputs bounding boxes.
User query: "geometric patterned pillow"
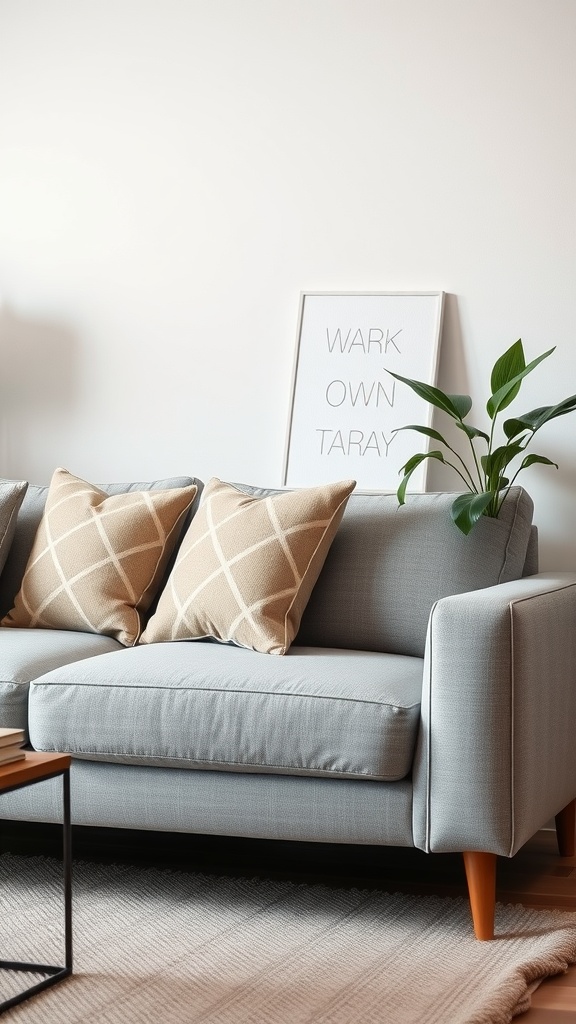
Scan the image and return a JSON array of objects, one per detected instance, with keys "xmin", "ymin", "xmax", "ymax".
[
  {"xmin": 140, "ymin": 476, "xmax": 356, "ymax": 655},
  {"xmin": 1, "ymin": 468, "xmax": 197, "ymax": 646}
]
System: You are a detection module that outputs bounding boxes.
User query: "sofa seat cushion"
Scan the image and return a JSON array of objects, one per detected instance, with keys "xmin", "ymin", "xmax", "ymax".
[
  {"xmin": 28, "ymin": 641, "xmax": 424, "ymax": 781},
  {"xmin": 0, "ymin": 627, "xmax": 123, "ymax": 733}
]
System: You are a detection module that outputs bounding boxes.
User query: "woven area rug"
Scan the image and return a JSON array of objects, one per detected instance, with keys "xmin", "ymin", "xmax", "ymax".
[{"xmin": 1, "ymin": 854, "xmax": 576, "ymax": 1024}]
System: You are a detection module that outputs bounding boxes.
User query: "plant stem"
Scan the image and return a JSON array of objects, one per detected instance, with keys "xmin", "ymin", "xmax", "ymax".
[
  {"xmin": 487, "ymin": 416, "xmax": 497, "ymax": 482},
  {"xmin": 443, "ymin": 459, "xmax": 480, "ymax": 492},
  {"xmin": 495, "ymin": 431, "xmax": 536, "ymax": 514},
  {"xmin": 467, "ymin": 436, "xmax": 486, "ymax": 492},
  {"xmin": 442, "ymin": 437, "xmax": 481, "ymax": 493}
]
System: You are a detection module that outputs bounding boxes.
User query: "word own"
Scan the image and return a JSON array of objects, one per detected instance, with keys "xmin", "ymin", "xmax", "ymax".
[{"xmin": 325, "ymin": 379, "xmax": 395, "ymax": 408}]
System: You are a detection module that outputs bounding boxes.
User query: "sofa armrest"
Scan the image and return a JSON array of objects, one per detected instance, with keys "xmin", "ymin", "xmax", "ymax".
[{"xmin": 412, "ymin": 572, "xmax": 576, "ymax": 856}]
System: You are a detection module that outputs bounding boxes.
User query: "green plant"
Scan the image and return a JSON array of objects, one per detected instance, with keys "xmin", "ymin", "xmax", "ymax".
[{"xmin": 387, "ymin": 339, "xmax": 576, "ymax": 535}]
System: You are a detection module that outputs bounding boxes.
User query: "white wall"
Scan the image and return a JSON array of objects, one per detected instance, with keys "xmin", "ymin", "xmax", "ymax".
[{"xmin": 0, "ymin": 0, "xmax": 575, "ymax": 568}]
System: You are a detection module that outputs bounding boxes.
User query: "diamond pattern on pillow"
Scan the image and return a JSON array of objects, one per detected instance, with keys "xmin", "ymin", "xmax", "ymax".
[
  {"xmin": 1, "ymin": 468, "xmax": 197, "ymax": 646},
  {"xmin": 140, "ymin": 477, "xmax": 356, "ymax": 655}
]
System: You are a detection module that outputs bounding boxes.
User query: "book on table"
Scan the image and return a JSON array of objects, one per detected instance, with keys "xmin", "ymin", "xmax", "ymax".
[{"xmin": 0, "ymin": 727, "xmax": 26, "ymax": 765}]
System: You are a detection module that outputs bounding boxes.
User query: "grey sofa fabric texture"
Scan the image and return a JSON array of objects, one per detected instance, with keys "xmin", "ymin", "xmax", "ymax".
[
  {"xmin": 411, "ymin": 572, "xmax": 576, "ymax": 857},
  {"xmin": 0, "ymin": 758, "xmax": 415, "ymax": 846},
  {"xmin": 0, "ymin": 627, "xmax": 123, "ymax": 733},
  {"xmin": 523, "ymin": 526, "xmax": 539, "ymax": 576},
  {"xmin": 235, "ymin": 485, "xmax": 533, "ymax": 658},
  {"xmin": 28, "ymin": 641, "xmax": 423, "ymax": 781},
  {"xmin": 0, "ymin": 475, "xmax": 201, "ymax": 619}
]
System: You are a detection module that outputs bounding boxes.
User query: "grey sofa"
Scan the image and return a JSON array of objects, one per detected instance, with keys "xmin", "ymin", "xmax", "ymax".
[{"xmin": 0, "ymin": 475, "xmax": 575, "ymax": 940}]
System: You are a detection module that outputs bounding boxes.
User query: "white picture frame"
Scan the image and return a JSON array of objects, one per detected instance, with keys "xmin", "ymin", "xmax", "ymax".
[{"xmin": 283, "ymin": 291, "xmax": 444, "ymax": 491}]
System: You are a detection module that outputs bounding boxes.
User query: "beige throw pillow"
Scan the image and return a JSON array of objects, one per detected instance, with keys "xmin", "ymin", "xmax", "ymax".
[
  {"xmin": 140, "ymin": 477, "xmax": 356, "ymax": 655},
  {"xmin": 1, "ymin": 468, "xmax": 197, "ymax": 646}
]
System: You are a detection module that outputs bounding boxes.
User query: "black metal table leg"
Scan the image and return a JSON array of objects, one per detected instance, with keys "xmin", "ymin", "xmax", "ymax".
[
  {"xmin": 0, "ymin": 764, "xmax": 73, "ymax": 1014},
  {"xmin": 63, "ymin": 768, "xmax": 73, "ymax": 973}
]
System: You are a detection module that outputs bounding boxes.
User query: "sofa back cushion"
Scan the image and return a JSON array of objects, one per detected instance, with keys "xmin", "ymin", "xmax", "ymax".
[
  {"xmin": 0, "ymin": 474, "xmax": 202, "ymax": 620},
  {"xmin": 523, "ymin": 525, "xmax": 539, "ymax": 576},
  {"xmin": 235, "ymin": 484, "xmax": 534, "ymax": 658}
]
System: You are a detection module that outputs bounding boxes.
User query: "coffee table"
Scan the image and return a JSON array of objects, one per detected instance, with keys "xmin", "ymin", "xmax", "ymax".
[{"xmin": 0, "ymin": 752, "xmax": 72, "ymax": 1014}]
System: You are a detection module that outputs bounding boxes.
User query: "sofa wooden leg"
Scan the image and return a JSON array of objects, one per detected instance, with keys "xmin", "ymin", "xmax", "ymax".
[
  {"xmin": 555, "ymin": 798, "xmax": 576, "ymax": 857},
  {"xmin": 462, "ymin": 851, "xmax": 496, "ymax": 940}
]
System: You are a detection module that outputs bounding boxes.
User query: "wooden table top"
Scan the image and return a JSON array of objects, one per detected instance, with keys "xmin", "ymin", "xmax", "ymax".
[{"xmin": 0, "ymin": 751, "xmax": 71, "ymax": 792}]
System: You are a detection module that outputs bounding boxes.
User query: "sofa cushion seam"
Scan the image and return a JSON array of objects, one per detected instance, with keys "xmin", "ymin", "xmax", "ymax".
[
  {"xmin": 29, "ymin": 681, "xmax": 422, "ymax": 710},
  {"xmin": 42, "ymin": 749, "xmax": 406, "ymax": 779}
]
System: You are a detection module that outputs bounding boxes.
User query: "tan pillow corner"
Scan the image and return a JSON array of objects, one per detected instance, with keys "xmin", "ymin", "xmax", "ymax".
[
  {"xmin": 1, "ymin": 468, "xmax": 197, "ymax": 645},
  {"xmin": 140, "ymin": 476, "xmax": 356, "ymax": 655}
]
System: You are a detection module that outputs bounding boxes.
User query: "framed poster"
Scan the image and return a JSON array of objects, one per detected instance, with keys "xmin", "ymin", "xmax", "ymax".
[{"xmin": 283, "ymin": 291, "xmax": 444, "ymax": 491}]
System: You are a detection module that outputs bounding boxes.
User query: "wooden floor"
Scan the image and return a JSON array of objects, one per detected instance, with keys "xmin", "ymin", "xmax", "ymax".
[{"xmin": 1, "ymin": 822, "xmax": 575, "ymax": 1021}]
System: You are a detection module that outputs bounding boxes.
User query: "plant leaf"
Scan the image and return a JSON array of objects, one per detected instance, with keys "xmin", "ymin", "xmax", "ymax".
[
  {"xmin": 446, "ymin": 393, "xmax": 473, "ymax": 420},
  {"xmin": 483, "ymin": 443, "xmax": 525, "ymax": 486},
  {"xmin": 518, "ymin": 453, "xmax": 558, "ymax": 471},
  {"xmin": 387, "ymin": 371, "xmax": 472, "ymax": 421},
  {"xmin": 397, "ymin": 451, "xmax": 445, "ymax": 505},
  {"xmin": 503, "ymin": 394, "xmax": 576, "ymax": 438},
  {"xmin": 455, "ymin": 421, "xmax": 490, "ymax": 444},
  {"xmin": 451, "ymin": 491, "xmax": 495, "ymax": 535},
  {"xmin": 490, "ymin": 339, "xmax": 526, "ymax": 408},
  {"xmin": 486, "ymin": 347, "xmax": 555, "ymax": 420},
  {"xmin": 396, "ymin": 424, "xmax": 451, "ymax": 446},
  {"xmin": 501, "ymin": 417, "xmax": 531, "ymax": 441}
]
